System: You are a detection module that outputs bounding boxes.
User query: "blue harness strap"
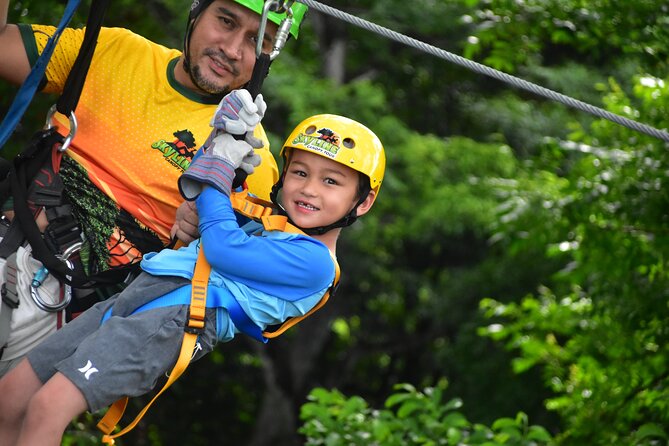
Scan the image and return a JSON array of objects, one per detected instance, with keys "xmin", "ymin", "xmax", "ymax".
[
  {"xmin": 101, "ymin": 285, "xmax": 267, "ymax": 343},
  {"xmin": 0, "ymin": 0, "xmax": 82, "ymax": 149}
]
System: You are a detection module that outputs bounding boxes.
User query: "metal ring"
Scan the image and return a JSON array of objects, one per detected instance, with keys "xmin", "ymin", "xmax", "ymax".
[
  {"xmin": 272, "ymin": 0, "xmax": 296, "ymax": 14},
  {"xmin": 60, "ymin": 241, "xmax": 83, "ymax": 262},
  {"xmin": 44, "ymin": 104, "xmax": 78, "ymax": 152},
  {"xmin": 29, "ymin": 241, "xmax": 82, "ymax": 312},
  {"xmin": 30, "ymin": 258, "xmax": 74, "ymax": 312}
]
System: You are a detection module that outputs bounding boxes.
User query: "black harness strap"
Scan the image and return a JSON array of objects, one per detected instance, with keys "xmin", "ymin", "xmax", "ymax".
[
  {"xmin": 0, "ymin": 127, "xmax": 64, "ymax": 259},
  {"xmin": 57, "ymin": 0, "xmax": 111, "ymax": 115},
  {"xmin": 0, "ymin": 0, "xmax": 117, "ymax": 289}
]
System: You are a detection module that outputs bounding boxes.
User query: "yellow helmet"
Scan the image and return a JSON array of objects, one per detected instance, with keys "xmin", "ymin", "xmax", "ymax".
[{"xmin": 280, "ymin": 114, "xmax": 385, "ymax": 203}]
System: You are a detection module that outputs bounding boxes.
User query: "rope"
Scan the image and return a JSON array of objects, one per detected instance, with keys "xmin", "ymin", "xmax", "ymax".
[{"xmin": 296, "ymin": 0, "xmax": 669, "ymax": 144}]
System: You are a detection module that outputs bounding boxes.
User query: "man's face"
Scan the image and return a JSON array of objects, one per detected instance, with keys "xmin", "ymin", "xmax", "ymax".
[{"xmin": 187, "ymin": 0, "xmax": 278, "ymax": 95}]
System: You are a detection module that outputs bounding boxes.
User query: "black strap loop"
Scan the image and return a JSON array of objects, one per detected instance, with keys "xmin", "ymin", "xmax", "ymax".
[
  {"xmin": 232, "ymin": 52, "xmax": 271, "ymax": 189},
  {"xmin": 56, "ymin": 0, "xmax": 111, "ymax": 115}
]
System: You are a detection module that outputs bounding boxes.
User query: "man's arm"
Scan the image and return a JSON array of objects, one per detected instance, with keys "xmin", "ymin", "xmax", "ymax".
[{"xmin": 0, "ymin": 0, "xmax": 32, "ymax": 85}]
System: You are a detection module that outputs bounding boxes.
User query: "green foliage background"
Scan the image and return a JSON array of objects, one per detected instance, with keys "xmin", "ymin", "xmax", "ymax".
[{"xmin": 2, "ymin": 0, "xmax": 668, "ymax": 445}]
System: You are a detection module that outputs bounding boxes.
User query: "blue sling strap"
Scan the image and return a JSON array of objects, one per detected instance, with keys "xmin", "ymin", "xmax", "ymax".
[{"xmin": 0, "ymin": 0, "xmax": 82, "ymax": 149}]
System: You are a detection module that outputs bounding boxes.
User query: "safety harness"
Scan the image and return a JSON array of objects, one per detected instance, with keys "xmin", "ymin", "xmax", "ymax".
[
  {"xmin": 97, "ymin": 189, "xmax": 341, "ymax": 444},
  {"xmin": 0, "ymin": 0, "xmax": 125, "ymax": 360}
]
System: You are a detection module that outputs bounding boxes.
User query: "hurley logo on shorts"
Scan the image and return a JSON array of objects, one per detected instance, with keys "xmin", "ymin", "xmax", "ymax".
[
  {"xmin": 151, "ymin": 129, "xmax": 198, "ymax": 171},
  {"xmin": 77, "ymin": 360, "xmax": 99, "ymax": 380}
]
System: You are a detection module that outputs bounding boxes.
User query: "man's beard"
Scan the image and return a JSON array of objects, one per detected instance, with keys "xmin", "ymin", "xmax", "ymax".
[
  {"xmin": 188, "ymin": 49, "xmax": 240, "ymax": 95},
  {"xmin": 190, "ymin": 65, "xmax": 230, "ymax": 95}
]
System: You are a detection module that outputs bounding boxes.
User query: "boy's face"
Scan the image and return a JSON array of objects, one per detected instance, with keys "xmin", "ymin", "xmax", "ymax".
[
  {"xmin": 186, "ymin": 0, "xmax": 278, "ymax": 95},
  {"xmin": 281, "ymin": 150, "xmax": 374, "ymax": 230}
]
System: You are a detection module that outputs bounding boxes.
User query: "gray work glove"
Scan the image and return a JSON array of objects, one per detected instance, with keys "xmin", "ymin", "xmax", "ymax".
[
  {"xmin": 210, "ymin": 89, "xmax": 266, "ymax": 135},
  {"xmin": 179, "ymin": 89, "xmax": 267, "ymax": 200},
  {"xmin": 202, "ymin": 89, "xmax": 267, "ymax": 151},
  {"xmin": 179, "ymin": 133, "xmax": 262, "ymax": 200},
  {"xmin": 209, "ymin": 133, "xmax": 261, "ymax": 175}
]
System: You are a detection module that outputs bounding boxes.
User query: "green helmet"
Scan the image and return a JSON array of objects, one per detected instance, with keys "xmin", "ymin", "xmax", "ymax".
[{"xmin": 188, "ymin": 0, "xmax": 308, "ymax": 39}]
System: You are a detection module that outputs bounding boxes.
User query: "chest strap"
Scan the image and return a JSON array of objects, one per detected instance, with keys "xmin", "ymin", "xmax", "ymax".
[{"xmin": 229, "ymin": 190, "xmax": 341, "ymax": 338}]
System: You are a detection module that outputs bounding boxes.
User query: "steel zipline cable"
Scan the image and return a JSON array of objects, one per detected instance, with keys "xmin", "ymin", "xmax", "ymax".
[{"xmin": 296, "ymin": 0, "xmax": 669, "ymax": 144}]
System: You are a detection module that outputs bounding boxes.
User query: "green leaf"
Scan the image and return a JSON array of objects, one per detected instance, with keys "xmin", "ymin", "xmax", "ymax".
[
  {"xmin": 634, "ymin": 423, "xmax": 668, "ymax": 441},
  {"xmin": 527, "ymin": 425, "xmax": 553, "ymax": 442}
]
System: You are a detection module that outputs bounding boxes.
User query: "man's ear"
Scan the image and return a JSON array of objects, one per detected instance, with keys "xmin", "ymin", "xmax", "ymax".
[{"xmin": 355, "ymin": 190, "xmax": 377, "ymax": 217}]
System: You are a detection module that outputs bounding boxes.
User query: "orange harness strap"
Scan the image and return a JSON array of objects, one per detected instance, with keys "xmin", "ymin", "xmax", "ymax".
[
  {"xmin": 97, "ymin": 246, "xmax": 210, "ymax": 444},
  {"xmin": 96, "ymin": 190, "xmax": 339, "ymax": 442},
  {"xmin": 228, "ymin": 190, "xmax": 341, "ymax": 338}
]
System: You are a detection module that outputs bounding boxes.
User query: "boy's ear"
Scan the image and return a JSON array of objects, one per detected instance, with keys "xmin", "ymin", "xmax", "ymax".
[{"xmin": 355, "ymin": 190, "xmax": 376, "ymax": 217}]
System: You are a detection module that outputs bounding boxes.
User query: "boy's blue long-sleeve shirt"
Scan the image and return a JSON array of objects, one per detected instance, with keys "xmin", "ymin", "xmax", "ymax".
[{"xmin": 140, "ymin": 187, "xmax": 336, "ymax": 342}]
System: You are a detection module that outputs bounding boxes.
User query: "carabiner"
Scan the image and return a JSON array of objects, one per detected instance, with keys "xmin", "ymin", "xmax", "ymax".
[
  {"xmin": 44, "ymin": 104, "xmax": 77, "ymax": 152},
  {"xmin": 272, "ymin": 0, "xmax": 297, "ymax": 15},
  {"xmin": 255, "ymin": 0, "xmax": 294, "ymax": 61},
  {"xmin": 30, "ymin": 241, "xmax": 82, "ymax": 312}
]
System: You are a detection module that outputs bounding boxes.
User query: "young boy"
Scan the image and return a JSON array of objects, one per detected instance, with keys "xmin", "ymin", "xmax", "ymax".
[{"xmin": 0, "ymin": 90, "xmax": 386, "ymax": 445}]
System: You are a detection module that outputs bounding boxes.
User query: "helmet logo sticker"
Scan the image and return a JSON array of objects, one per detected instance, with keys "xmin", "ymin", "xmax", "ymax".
[{"xmin": 291, "ymin": 127, "xmax": 341, "ymax": 159}]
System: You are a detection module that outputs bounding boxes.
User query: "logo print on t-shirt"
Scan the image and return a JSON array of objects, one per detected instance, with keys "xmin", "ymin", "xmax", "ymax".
[{"xmin": 151, "ymin": 129, "xmax": 198, "ymax": 172}]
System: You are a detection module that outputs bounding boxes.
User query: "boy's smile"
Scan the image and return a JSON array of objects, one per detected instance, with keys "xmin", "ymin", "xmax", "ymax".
[{"xmin": 281, "ymin": 150, "xmax": 360, "ymax": 231}]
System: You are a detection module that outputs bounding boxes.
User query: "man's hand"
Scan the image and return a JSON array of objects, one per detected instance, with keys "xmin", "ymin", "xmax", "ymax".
[
  {"xmin": 170, "ymin": 200, "xmax": 199, "ymax": 244},
  {"xmin": 202, "ymin": 89, "xmax": 267, "ymax": 152},
  {"xmin": 209, "ymin": 133, "xmax": 261, "ymax": 173},
  {"xmin": 210, "ymin": 89, "xmax": 266, "ymax": 135}
]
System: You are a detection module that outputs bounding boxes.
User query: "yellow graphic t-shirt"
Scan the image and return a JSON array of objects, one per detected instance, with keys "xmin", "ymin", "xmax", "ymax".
[{"xmin": 22, "ymin": 25, "xmax": 278, "ymax": 268}]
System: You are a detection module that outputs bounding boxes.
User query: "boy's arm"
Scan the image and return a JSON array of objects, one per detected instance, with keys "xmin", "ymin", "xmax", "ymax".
[
  {"xmin": 177, "ymin": 90, "xmax": 334, "ymax": 297},
  {"xmin": 183, "ymin": 139, "xmax": 331, "ymax": 297},
  {"xmin": 0, "ymin": 1, "xmax": 31, "ymax": 85},
  {"xmin": 196, "ymin": 186, "xmax": 335, "ymax": 299}
]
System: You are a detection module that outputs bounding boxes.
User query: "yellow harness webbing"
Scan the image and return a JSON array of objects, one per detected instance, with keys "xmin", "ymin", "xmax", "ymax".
[
  {"xmin": 96, "ymin": 190, "xmax": 340, "ymax": 443},
  {"xmin": 98, "ymin": 246, "xmax": 210, "ymax": 444},
  {"xmin": 229, "ymin": 190, "xmax": 342, "ymax": 339}
]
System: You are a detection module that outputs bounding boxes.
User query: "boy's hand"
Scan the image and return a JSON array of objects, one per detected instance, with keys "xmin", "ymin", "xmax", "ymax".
[
  {"xmin": 179, "ymin": 133, "xmax": 263, "ymax": 200},
  {"xmin": 179, "ymin": 90, "xmax": 266, "ymax": 200}
]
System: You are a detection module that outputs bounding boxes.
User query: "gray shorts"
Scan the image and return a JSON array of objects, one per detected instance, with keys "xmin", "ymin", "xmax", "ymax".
[{"xmin": 27, "ymin": 273, "xmax": 219, "ymax": 412}]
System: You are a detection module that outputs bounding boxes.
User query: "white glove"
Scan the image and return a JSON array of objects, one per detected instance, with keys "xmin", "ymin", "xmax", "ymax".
[
  {"xmin": 210, "ymin": 89, "xmax": 267, "ymax": 136},
  {"xmin": 210, "ymin": 133, "xmax": 256, "ymax": 170},
  {"xmin": 239, "ymin": 151, "xmax": 262, "ymax": 176}
]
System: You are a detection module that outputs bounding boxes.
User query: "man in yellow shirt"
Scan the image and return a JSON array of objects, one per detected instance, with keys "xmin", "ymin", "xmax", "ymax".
[{"xmin": 0, "ymin": 0, "xmax": 308, "ymax": 372}]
